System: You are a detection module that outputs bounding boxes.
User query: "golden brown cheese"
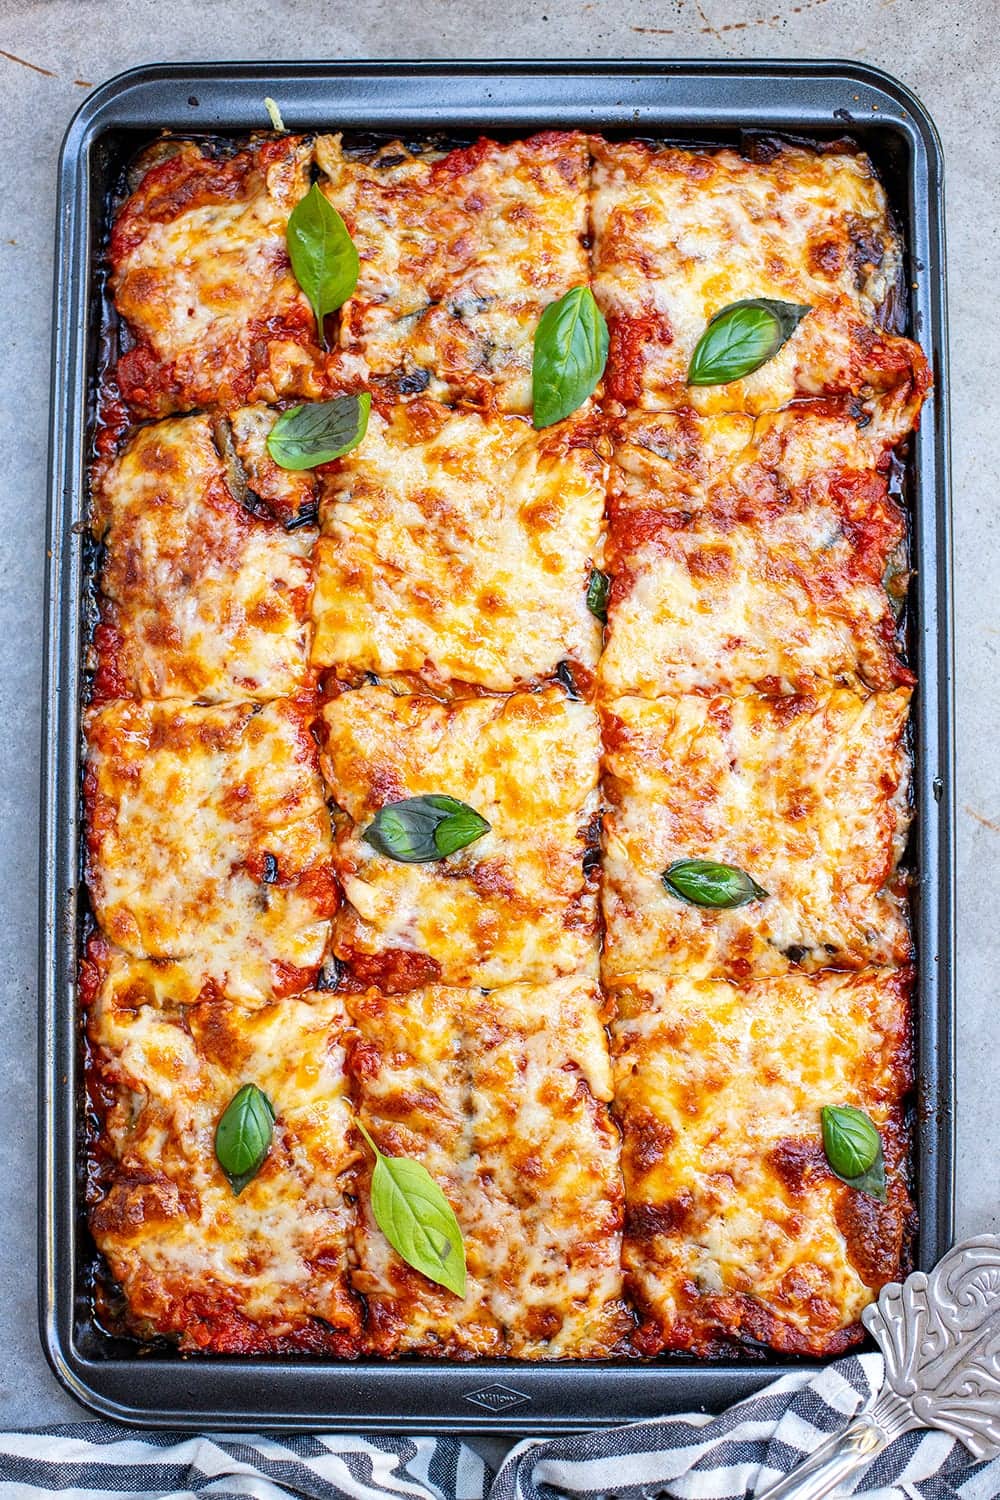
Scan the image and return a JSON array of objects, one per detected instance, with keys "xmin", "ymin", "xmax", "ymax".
[
  {"xmin": 91, "ymin": 415, "xmax": 315, "ymax": 703},
  {"xmin": 347, "ymin": 983, "xmax": 497, "ymax": 1356},
  {"xmin": 347, "ymin": 977, "xmax": 627, "ymax": 1357},
  {"xmin": 599, "ymin": 408, "xmax": 910, "ymax": 698},
  {"xmin": 610, "ymin": 969, "xmax": 914, "ymax": 1356},
  {"xmin": 88, "ymin": 981, "xmax": 362, "ymax": 1353},
  {"xmin": 320, "ymin": 685, "xmax": 601, "ymax": 989},
  {"xmin": 606, "ymin": 404, "xmax": 914, "ymax": 519},
  {"xmin": 311, "ymin": 400, "xmax": 606, "ymax": 691},
  {"xmin": 590, "ymin": 139, "xmax": 930, "ymax": 419},
  {"xmin": 601, "ymin": 689, "xmax": 912, "ymax": 980},
  {"xmin": 87, "ymin": 126, "xmax": 924, "ymax": 1366},
  {"xmin": 80, "ymin": 934, "xmax": 248, "ymax": 1016},
  {"xmin": 315, "ymin": 132, "xmax": 589, "ymax": 411},
  {"xmin": 110, "ymin": 137, "xmax": 366, "ymax": 416},
  {"xmin": 85, "ymin": 698, "xmax": 335, "ymax": 1001}
]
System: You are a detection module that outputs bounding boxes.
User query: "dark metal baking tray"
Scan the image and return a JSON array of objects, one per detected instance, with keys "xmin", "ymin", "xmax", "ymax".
[{"xmin": 39, "ymin": 59, "xmax": 954, "ymax": 1432}]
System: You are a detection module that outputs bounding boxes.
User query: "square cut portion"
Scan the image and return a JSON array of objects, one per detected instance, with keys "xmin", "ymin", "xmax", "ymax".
[
  {"xmin": 601, "ymin": 688, "xmax": 912, "ymax": 981},
  {"xmin": 590, "ymin": 138, "xmax": 930, "ymax": 420},
  {"xmin": 347, "ymin": 976, "xmax": 626, "ymax": 1357},
  {"xmin": 610, "ymin": 969, "xmax": 914, "ymax": 1356},
  {"xmin": 348, "ymin": 984, "xmax": 490, "ymax": 1355},
  {"xmin": 316, "ymin": 132, "xmax": 589, "ymax": 411},
  {"xmin": 311, "ymin": 400, "xmax": 606, "ymax": 692},
  {"xmin": 88, "ymin": 982, "xmax": 362, "ymax": 1354},
  {"xmin": 110, "ymin": 136, "xmax": 364, "ymax": 416},
  {"xmin": 320, "ymin": 684, "xmax": 600, "ymax": 989},
  {"xmin": 599, "ymin": 407, "xmax": 911, "ymax": 698},
  {"xmin": 79, "ymin": 932, "xmax": 252, "ymax": 1018},
  {"xmin": 85, "ymin": 698, "xmax": 335, "ymax": 1002},
  {"xmin": 91, "ymin": 414, "xmax": 315, "ymax": 703}
]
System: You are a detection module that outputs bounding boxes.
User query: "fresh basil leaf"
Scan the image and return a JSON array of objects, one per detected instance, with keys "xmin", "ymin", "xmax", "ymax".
[
  {"xmin": 266, "ymin": 392, "xmax": 370, "ymax": 471},
  {"xmin": 586, "ymin": 568, "xmax": 610, "ymax": 624},
  {"xmin": 821, "ymin": 1105, "xmax": 887, "ymax": 1199},
  {"xmin": 532, "ymin": 285, "xmax": 609, "ymax": 428},
  {"xmin": 355, "ymin": 1118, "xmax": 466, "ymax": 1296},
  {"xmin": 286, "ymin": 181, "xmax": 359, "ymax": 349},
  {"xmin": 687, "ymin": 298, "xmax": 812, "ymax": 386},
  {"xmin": 662, "ymin": 858, "xmax": 768, "ymax": 909},
  {"xmin": 432, "ymin": 803, "xmax": 492, "ymax": 858},
  {"xmin": 838, "ymin": 1147, "xmax": 888, "ymax": 1201},
  {"xmin": 214, "ymin": 1083, "xmax": 275, "ymax": 1196},
  {"xmin": 362, "ymin": 794, "xmax": 490, "ymax": 864}
]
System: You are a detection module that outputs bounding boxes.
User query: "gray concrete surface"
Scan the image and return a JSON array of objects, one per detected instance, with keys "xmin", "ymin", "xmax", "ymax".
[{"xmin": 0, "ymin": 0, "xmax": 996, "ymax": 1451}]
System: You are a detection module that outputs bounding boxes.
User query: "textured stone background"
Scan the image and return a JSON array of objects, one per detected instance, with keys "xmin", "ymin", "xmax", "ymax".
[{"xmin": 0, "ymin": 0, "xmax": 995, "ymax": 1451}]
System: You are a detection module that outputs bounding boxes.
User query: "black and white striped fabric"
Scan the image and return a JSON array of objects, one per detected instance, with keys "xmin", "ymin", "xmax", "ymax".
[{"xmin": 2, "ymin": 1355, "xmax": 998, "ymax": 1500}]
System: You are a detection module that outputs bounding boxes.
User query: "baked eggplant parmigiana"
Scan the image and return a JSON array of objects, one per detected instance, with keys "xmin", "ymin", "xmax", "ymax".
[{"xmin": 84, "ymin": 126, "xmax": 929, "ymax": 1360}]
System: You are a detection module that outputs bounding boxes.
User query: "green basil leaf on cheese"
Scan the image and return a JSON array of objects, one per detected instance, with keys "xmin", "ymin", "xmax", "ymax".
[
  {"xmin": 286, "ymin": 181, "xmax": 359, "ymax": 348},
  {"xmin": 586, "ymin": 568, "xmax": 610, "ymax": 624},
  {"xmin": 687, "ymin": 298, "xmax": 811, "ymax": 386},
  {"xmin": 662, "ymin": 859, "xmax": 768, "ymax": 909},
  {"xmin": 355, "ymin": 1117, "xmax": 466, "ymax": 1296},
  {"xmin": 532, "ymin": 286, "xmax": 609, "ymax": 428},
  {"xmin": 362, "ymin": 794, "xmax": 490, "ymax": 864},
  {"xmin": 266, "ymin": 392, "xmax": 370, "ymax": 471},
  {"xmin": 821, "ymin": 1105, "xmax": 887, "ymax": 1201},
  {"xmin": 214, "ymin": 1083, "xmax": 275, "ymax": 1196}
]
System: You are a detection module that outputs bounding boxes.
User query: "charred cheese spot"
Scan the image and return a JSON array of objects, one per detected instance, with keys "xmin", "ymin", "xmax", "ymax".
[
  {"xmin": 600, "ymin": 407, "xmax": 911, "ymax": 698},
  {"xmin": 590, "ymin": 138, "xmax": 930, "ymax": 420},
  {"xmin": 311, "ymin": 401, "xmax": 605, "ymax": 690},
  {"xmin": 316, "ymin": 132, "xmax": 589, "ymax": 412},
  {"xmin": 320, "ymin": 685, "xmax": 601, "ymax": 988},
  {"xmin": 88, "ymin": 984, "xmax": 362, "ymax": 1353},
  {"xmin": 611, "ymin": 969, "xmax": 913, "ymax": 1356},
  {"xmin": 85, "ymin": 699, "xmax": 334, "ymax": 1002},
  {"xmin": 600, "ymin": 688, "xmax": 912, "ymax": 981},
  {"xmin": 91, "ymin": 415, "xmax": 315, "ymax": 702},
  {"xmin": 347, "ymin": 977, "xmax": 628, "ymax": 1357}
]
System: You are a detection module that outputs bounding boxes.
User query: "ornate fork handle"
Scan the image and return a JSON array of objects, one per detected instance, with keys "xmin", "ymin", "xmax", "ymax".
[{"xmin": 753, "ymin": 1388, "xmax": 916, "ymax": 1500}]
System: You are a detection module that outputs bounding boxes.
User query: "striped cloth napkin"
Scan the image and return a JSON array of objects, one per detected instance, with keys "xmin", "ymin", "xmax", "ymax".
[{"xmin": 2, "ymin": 1354, "xmax": 998, "ymax": 1500}]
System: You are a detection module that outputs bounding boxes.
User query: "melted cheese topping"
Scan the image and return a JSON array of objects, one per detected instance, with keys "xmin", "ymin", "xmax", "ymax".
[
  {"xmin": 311, "ymin": 400, "xmax": 605, "ymax": 690},
  {"xmin": 91, "ymin": 415, "xmax": 315, "ymax": 703},
  {"xmin": 601, "ymin": 689, "xmax": 912, "ymax": 980},
  {"xmin": 611, "ymin": 969, "xmax": 913, "ymax": 1355},
  {"xmin": 89, "ymin": 129, "xmax": 924, "ymax": 1363},
  {"xmin": 82, "ymin": 938, "xmax": 245, "ymax": 1013},
  {"xmin": 315, "ymin": 132, "xmax": 589, "ymax": 411},
  {"xmin": 85, "ymin": 698, "xmax": 334, "ymax": 1001},
  {"xmin": 600, "ymin": 408, "xmax": 909, "ymax": 697},
  {"xmin": 111, "ymin": 138, "xmax": 364, "ymax": 416},
  {"xmin": 590, "ymin": 139, "xmax": 930, "ymax": 418},
  {"xmin": 320, "ymin": 685, "xmax": 601, "ymax": 988},
  {"xmin": 347, "ymin": 977, "xmax": 627, "ymax": 1357},
  {"xmin": 89, "ymin": 983, "xmax": 361, "ymax": 1352}
]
